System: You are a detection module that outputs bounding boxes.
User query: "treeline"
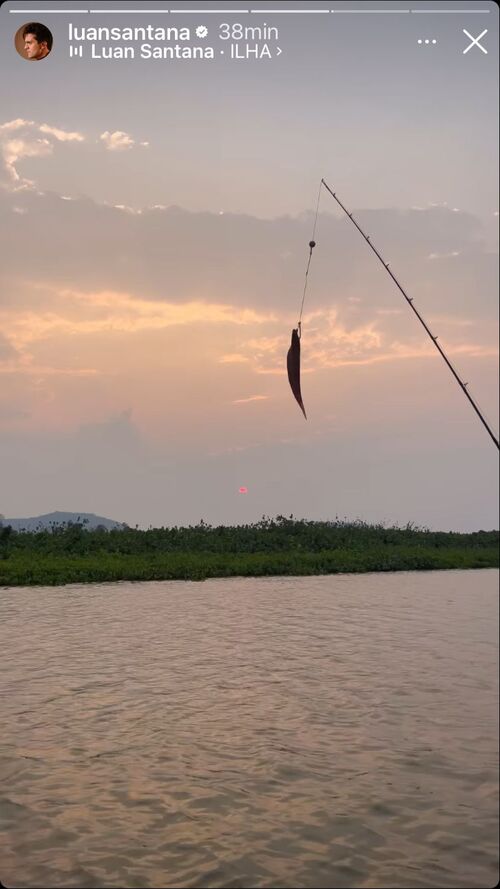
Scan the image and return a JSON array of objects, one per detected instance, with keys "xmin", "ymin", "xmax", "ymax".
[{"xmin": 1, "ymin": 515, "xmax": 497, "ymax": 558}]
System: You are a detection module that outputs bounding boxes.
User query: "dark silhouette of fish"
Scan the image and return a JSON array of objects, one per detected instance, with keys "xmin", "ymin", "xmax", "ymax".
[{"xmin": 287, "ymin": 328, "xmax": 307, "ymax": 419}]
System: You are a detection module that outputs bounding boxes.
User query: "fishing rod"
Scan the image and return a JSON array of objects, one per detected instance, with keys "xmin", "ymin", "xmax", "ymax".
[{"xmin": 317, "ymin": 178, "xmax": 499, "ymax": 450}]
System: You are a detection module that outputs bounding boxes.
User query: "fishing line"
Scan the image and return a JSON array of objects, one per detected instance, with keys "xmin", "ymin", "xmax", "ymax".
[
  {"xmin": 287, "ymin": 184, "xmax": 323, "ymax": 420},
  {"xmin": 297, "ymin": 179, "xmax": 322, "ymax": 336}
]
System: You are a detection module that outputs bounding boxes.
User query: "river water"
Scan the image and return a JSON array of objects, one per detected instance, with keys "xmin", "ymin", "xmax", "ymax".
[{"xmin": 1, "ymin": 570, "xmax": 498, "ymax": 888}]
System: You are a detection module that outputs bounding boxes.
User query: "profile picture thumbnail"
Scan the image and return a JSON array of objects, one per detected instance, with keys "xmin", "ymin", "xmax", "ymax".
[{"xmin": 15, "ymin": 22, "xmax": 53, "ymax": 61}]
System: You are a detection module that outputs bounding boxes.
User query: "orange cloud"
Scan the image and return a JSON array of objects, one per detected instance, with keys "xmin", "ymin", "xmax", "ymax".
[
  {"xmin": 1, "ymin": 287, "xmax": 275, "ymax": 354},
  {"xmin": 232, "ymin": 395, "xmax": 269, "ymax": 404},
  {"xmin": 219, "ymin": 354, "xmax": 250, "ymax": 364}
]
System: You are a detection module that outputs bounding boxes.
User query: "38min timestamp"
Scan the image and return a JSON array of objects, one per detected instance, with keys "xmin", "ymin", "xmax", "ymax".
[
  {"xmin": 219, "ymin": 23, "xmax": 279, "ymax": 42},
  {"xmin": 219, "ymin": 21, "xmax": 281, "ymax": 60}
]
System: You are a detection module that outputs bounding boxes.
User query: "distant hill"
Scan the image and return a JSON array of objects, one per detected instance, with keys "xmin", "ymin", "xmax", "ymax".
[{"xmin": 1, "ymin": 511, "xmax": 125, "ymax": 532}]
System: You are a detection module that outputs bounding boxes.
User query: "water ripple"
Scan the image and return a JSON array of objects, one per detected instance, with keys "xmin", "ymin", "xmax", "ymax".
[{"xmin": 1, "ymin": 570, "xmax": 498, "ymax": 888}]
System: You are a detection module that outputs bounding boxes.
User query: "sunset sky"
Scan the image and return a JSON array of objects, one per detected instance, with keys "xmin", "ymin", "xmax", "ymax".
[{"xmin": 0, "ymin": 0, "xmax": 498, "ymax": 531}]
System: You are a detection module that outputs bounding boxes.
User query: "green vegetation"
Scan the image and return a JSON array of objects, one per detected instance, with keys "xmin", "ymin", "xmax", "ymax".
[{"xmin": 0, "ymin": 517, "xmax": 498, "ymax": 587}]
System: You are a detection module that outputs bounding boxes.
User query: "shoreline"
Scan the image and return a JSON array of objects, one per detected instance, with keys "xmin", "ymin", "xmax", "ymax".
[
  {"xmin": 1, "ymin": 519, "xmax": 497, "ymax": 587},
  {"xmin": 1, "ymin": 546, "xmax": 498, "ymax": 587}
]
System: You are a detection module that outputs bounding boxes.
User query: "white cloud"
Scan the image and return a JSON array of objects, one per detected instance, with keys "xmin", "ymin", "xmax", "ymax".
[
  {"xmin": 0, "ymin": 119, "xmax": 35, "ymax": 132},
  {"xmin": 39, "ymin": 124, "xmax": 85, "ymax": 143},
  {"xmin": 0, "ymin": 119, "xmax": 85, "ymax": 188},
  {"xmin": 99, "ymin": 130, "xmax": 135, "ymax": 152},
  {"xmin": 2, "ymin": 137, "xmax": 52, "ymax": 185},
  {"xmin": 113, "ymin": 203, "xmax": 142, "ymax": 215},
  {"xmin": 0, "ymin": 120, "xmax": 147, "ymax": 192}
]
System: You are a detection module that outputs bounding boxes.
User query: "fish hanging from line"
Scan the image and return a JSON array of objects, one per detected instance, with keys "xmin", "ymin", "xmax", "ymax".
[
  {"xmin": 287, "ymin": 235, "xmax": 317, "ymax": 419},
  {"xmin": 287, "ymin": 327, "xmax": 307, "ymax": 420}
]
